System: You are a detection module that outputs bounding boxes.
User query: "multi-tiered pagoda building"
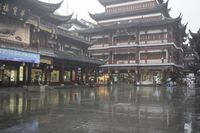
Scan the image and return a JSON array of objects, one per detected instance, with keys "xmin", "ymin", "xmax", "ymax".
[{"xmin": 78, "ymin": 0, "xmax": 187, "ymax": 85}]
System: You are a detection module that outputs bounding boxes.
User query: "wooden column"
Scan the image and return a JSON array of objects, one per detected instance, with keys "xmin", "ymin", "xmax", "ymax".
[
  {"xmin": 162, "ymin": 28, "xmax": 164, "ymax": 43},
  {"xmin": 85, "ymin": 67, "xmax": 89, "ymax": 83},
  {"xmin": 110, "ymin": 34, "xmax": 113, "ymax": 46},
  {"xmin": 59, "ymin": 63, "xmax": 65, "ymax": 84},
  {"xmin": 81, "ymin": 68, "xmax": 84, "ymax": 83},
  {"xmin": 23, "ymin": 65, "xmax": 27, "ymax": 85},
  {"xmin": 136, "ymin": 28, "xmax": 140, "ymax": 84},
  {"xmin": 109, "ymin": 51, "xmax": 112, "ymax": 64},
  {"xmin": 44, "ymin": 66, "xmax": 48, "ymax": 85},
  {"xmin": 16, "ymin": 65, "xmax": 20, "ymax": 86},
  {"xmin": 75, "ymin": 68, "xmax": 78, "ymax": 83},
  {"xmin": 136, "ymin": 28, "xmax": 140, "ymax": 64},
  {"xmin": 171, "ymin": 46, "xmax": 174, "ymax": 63},
  {"xmin": 145, "ymin": 48, "xmax": 148, "ymax": 64},
  {"xmin": 162, "ymin": 46, "xmax": 164, "ymax": 63},
  {"xmin": 27, "ymin": 64, "xmax": 32, "ymax": 85},
  {"xmin": 145, "ymin": 31, "xmax": 147, "ymax": 44},
  {"xmin": 48, "ymin": 70, "xmax": 51, "ymax": 85},
  {"xmin": 94, "ymin": 67, "xmax": 99, "ymax": 83},
  {"xmin": 70, "ymin": 70, "xmax": 73, "ymax": 83},
  {"xmin": 168, "ymin": 47, "xmax": 171, "ymax": 63}
]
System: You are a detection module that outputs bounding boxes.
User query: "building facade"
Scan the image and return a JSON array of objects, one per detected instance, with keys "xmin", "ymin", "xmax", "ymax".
[
  {"xmin": 183, "ymin": 45, "xmax": 199, "ymax": 75},
  {"xmin": 78, "ymin": 0, "xmax": 187, "ymax": 85},
  {"xmin": 0, "ymin": 0, "xmax": 102, "ymax": 87},
  {"xmin": 189, "ymin": 30, "xmax": 200, "ymax": 84}
]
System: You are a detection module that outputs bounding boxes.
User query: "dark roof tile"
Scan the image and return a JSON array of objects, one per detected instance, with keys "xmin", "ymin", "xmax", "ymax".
[{"xmin": 89, "ymin": 2, "xmax": 169, "ymax": 21}]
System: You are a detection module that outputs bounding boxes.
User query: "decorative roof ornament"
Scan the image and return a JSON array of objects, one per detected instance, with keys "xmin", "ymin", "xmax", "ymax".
[{"xmin": 157, "ymin": 0, "xmax": 164, "ymax": 4}]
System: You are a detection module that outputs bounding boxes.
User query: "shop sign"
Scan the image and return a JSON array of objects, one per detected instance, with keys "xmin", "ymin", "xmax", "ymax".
[
  {"xmin": 0, "ymin": 48, "xmax": 40, "ymax": 63},
  {"xmin": 40, "ymin": 57, "xmax": 52, "ymax": 65},
  {"xmin": 0, "ymin": 2, "xmax": 29, "ymax": 20}
]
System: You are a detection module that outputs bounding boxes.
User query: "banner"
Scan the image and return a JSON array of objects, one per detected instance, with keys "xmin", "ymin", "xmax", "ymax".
[{"xmin": 0, "ymin": 48, "xmax": 40, "ymax": 63}]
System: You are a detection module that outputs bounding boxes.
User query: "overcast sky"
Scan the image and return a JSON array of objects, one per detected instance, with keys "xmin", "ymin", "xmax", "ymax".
[{"xmin": 44, "ymin": 0, "xmax": 200, "ymax": 33}]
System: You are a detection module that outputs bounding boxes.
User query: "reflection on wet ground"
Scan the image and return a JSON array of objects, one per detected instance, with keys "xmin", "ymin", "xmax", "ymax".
[{"xmin": 0, "ymin": 84, "xmax": 200, "ymax": 133}]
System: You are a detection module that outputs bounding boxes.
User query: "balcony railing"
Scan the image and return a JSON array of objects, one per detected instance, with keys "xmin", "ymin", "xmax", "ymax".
[
  {"xmin": 110, "ymin": 60, "xmax": 136, "ymax": 64},
  {"xmin": 114, "ymin": 40, "xmax": 136, "ymax": 46},
  {"xmin": 0, "ymin": 41, "xmax": 104, "ymax": 64},
  {"xmin": 139, "ymin": 59, "xmax": 169, "ymax": 64}
]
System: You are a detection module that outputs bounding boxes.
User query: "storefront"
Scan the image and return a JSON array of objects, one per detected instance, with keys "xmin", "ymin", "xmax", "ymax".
[
  {"xmin": 30, "ymin": 57, "xmax": 53, "ymax": 85},
  {"xmin": 64, "ymin": 71, "xmax": 71, "ymax": 82},
  {"xmin": 31, "ymin": 68, "xmax": 44, "ymax": 85},
  {"xmin": 140, "ymin": 70, "xmax": 163, "ymax": 85},
  {"xmin": 0, "ymin": 65, "xmax": 18, "ymax": 86},
  {"xmin": 0, "ymin": 48, "xmax": 40, "ymax": 86},
  {"xmin": 51, "ymin": 70, "xmax": 60, "ymax": 83},
  {"xmin": 98, "ymin": 74, "xmax": 109, "ymax": 85}
]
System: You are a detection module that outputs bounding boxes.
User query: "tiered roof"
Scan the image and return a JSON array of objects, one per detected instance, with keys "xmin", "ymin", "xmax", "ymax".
[
  {"xmin": 78, "ymin": 0, "xmax": 186, "ymax": 37},
  {"xmin": 190, "ymin": 30, "xmax": 200, "ymax": 38},
  {"xmin": 2, "ymin": 0, "xmax": 72, "ymax": 25},
  {"xmin": 98, "ymin": 0, "xmax": 164, "ymax": 6},
  {"xmin": 78, "ymin": 15, "xmax": 182, "ymax": 34},
  {"xmin": 189, "ymin": 30, "xmax": 200, "ymax": 55},
  {"xmin": 98, "ymin": 0, "xmax": 133, "ymax": 6},
  {"xmin": 25, "ymin": 0, "xmax": 63, "ymax": 14},
  {"xmin": 89, "ymin": 2, "xmax": 169, "ymax": 21},
  {"xmin": 43, "ymin": 13, "xmax": 73, "ymax": 26},
  {"xmin": 57, "ymin": 28, "xmax": 92, "ymax": 48},
  {"xmin": 70, "ymin": 18, "xmax": 91, "ymax": 29},
  {"xmin": 61, "ymin": 18, "xmax": 92, "ymax": 30}
]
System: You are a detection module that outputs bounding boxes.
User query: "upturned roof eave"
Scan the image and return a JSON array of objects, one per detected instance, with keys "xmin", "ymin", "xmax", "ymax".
[
  {"xmin": 11, "ymin": 0, "xmax": 64, "ymax": 15},
  {"xmin": 90, "ymin": 2, "xmax": 169, "ymax": 21},
  {"xmin": 43, "ymin": 13, "xmax": 73, "ymax": 26},
  {"xmin": 98, "ymin": 0, "xmax": 166, "ymax": 6},
  {"xmin": 31, "ymin": 0, "xmax": 63, "ymax": 13},
  {"xmin": 98, "ymin": 0, "xmax": 133, "ymax": 6},
  {"xmin": 57, "ymin": 29, "xmax": 92, "ymax": 47},
  {"xmin": 78, "ymin": 17, "xmax": 181, "ymax": 34},
  {"xmin": 189, "ymin": 30, "xmax": 200, "ymax": 38}
]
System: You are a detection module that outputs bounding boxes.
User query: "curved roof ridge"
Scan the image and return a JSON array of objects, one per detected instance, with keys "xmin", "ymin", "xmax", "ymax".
[
  {"xmin": 163, "ymin": 13, "xmax": 182, "ymax": 21},
  {"xmin": 98, "ymin": 0, "xmax": 134, "ymax": 6},
  {"xmin": 21, "ymin": 0, "xmax": 64, "ymax": 14},
  {"xmin": 189, "ymin": 30, "xmax": 200, "ymax": 37},
  {"xmin": 36, "ymin": 0, "xmax": 63, "ymax": 12},
  {"xmin": 42, "ymin": 12, "xmax": 73, "ymax": 25},
  {"xmin": 77, "ymin": 18, "xmax": 183, "ymax": 34},
  {"xmin": 89, "ymin": 2, "xmax": 169, "ymax": 21}
]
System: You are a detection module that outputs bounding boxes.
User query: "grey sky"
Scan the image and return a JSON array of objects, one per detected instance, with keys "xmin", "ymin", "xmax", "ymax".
[{"xmin": 44, "ymin": 0, "xmax": 200, "ymax": 32}]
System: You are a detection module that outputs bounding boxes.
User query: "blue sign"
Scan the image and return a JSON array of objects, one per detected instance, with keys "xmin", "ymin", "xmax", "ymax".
[{"xmin": 0, "ymin": 48, "xmax": 40, "ymax": 63}]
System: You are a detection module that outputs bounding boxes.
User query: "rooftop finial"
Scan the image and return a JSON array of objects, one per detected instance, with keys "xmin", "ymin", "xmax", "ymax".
[{"xmin": 157, "ymin": 0, "xmax": 164, "ymax": 4}]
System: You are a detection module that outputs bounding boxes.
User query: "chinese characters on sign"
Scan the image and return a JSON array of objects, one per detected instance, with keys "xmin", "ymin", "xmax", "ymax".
[{"xmin": 0, "ymin": 3, "xmax": 28, "ymax": 20}]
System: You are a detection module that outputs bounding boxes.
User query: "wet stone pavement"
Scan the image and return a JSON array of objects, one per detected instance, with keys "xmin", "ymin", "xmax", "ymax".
[{"xmin": 0, "ymin": 84, "xmax": 200, "ymax": 133}]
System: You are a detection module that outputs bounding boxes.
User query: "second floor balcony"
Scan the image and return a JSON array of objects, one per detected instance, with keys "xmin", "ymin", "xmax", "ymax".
[{"xmin": 0, "ymin": 40, "xmax": 104, "ymax": 64}]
